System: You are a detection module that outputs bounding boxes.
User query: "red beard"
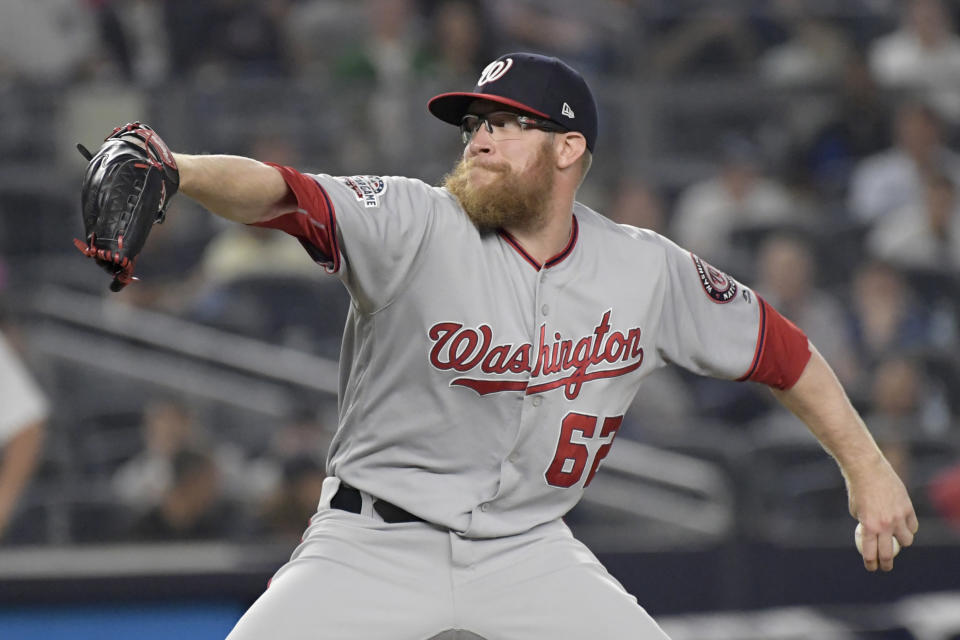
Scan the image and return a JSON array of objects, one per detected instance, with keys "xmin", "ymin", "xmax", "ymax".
[{"xmin": 442, "ymin": 141, "xmax": 556, "ymax": 233}]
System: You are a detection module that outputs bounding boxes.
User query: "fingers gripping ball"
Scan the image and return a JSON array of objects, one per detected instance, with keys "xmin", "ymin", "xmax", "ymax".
[
  {"xmin": 855, "ymin": 522, "xmax": 901, "ymax": 557},
  {"xmin": 74, "ymin": 122, "xmax": 179, "ymax": 291}
]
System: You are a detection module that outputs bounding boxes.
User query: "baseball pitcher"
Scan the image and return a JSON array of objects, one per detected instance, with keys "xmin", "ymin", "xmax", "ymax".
[{"xmin": 77, "ymin": 53, "xmax": 918, "ymax": 640}]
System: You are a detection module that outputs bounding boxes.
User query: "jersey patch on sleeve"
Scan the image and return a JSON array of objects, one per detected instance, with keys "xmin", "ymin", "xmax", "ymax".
[
  {"xmin": 690, "ymin": 253, "xmax": 739, "ymax": 304},
  {"xmin": 338, "ymin": 175, "xmax": 387, "ymax": 208}
]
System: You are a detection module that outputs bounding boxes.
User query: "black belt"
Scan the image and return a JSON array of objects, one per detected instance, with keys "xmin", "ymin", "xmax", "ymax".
[{"xmin": 331, "ymin": 484, "xmax": 424, "ymax": 524}]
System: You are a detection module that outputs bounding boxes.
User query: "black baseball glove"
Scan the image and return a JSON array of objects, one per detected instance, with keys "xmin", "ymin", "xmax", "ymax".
[{"xmin": 74, "ymin": 122, "xmax": 180, "ymax": 291}]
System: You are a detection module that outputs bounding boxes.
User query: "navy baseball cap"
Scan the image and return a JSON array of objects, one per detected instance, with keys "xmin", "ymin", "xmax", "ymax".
[{"xmin": 428, "ymin": 52, "xmax": 599, "ymax": 152}]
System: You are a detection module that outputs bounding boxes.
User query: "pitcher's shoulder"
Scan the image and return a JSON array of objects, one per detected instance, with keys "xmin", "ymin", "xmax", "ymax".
[{"xmin": 574, "ymin": 202, "xmax": 672, "ymax": 251}]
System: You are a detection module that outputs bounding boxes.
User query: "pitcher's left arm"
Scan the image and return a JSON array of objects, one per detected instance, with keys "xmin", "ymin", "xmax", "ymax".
[{"xmin": 771, "ymin": 344, "xmax": 919, "ymax": 573}]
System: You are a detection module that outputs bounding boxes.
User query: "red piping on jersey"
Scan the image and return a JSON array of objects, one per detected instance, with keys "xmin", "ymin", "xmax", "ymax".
[
  {"xmin": 254, "ymin": 163, "xmax": 341, "ymax": 273},
  {"xmin": 738, "ymin": 296, "xmax": 811, "ymax": 390},
  {"xmin": 499, "ymin": 231, "xmax": 540, "ymax": 269},
  {"xmin": 499, "ymin": 215, "xmax": 579, "ymax": 270},
  {"xmin": 738, "ymin": 297, "xmax": 767, "ymax": 382},
  {"xmin": 318, "ymin": 181, "xmax": 341, "ymax": 271}
]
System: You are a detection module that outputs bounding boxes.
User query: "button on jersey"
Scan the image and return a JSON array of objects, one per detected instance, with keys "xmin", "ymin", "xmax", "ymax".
[{"xmin": 258, "ymin": 171, "xmax": 805, "ymax": 538}]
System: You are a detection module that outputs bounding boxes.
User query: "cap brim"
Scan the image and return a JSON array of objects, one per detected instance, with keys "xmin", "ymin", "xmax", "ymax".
[{"xmin": 428, "ymin": 92, "xmax": 551, "ymax": 125}]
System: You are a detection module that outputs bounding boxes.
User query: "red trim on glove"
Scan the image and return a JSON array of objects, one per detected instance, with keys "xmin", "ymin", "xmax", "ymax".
[
  {"xmin": 253, "ymin": 164, "xmax": 340, "ymax": 273},
  {"xmin": 737, "ymin": 296, "xmax": 811, "ymax": 390},
  {"xmin": 73, "ymin": 237, "xmax": 138, "ymax": 291}
]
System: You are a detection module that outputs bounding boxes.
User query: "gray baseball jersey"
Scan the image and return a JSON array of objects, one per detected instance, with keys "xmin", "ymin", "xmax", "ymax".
[{"xmin": 256, "ymin": 167, "xmax": 811, "ymax": 538}]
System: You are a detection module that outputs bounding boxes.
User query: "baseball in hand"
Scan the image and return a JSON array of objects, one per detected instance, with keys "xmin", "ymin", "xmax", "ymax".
[{"xmin": 855, "ymin": 523, "xmax": 900, "ymax": 556}]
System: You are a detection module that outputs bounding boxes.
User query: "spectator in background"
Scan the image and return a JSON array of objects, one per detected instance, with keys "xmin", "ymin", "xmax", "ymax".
[
  {"xmin": 112, "ymin": 397, "xmax": 284, "ymax": 515},
  {"xmin": 130, "ymin": 448, "xmax": 237, "ymax": 541},
  {"xmin": 607, "ymin": 179, "xmax": 667, "ymax": 234},
  {"xmin": 753, "ymin": 233, "xmax": 858, "ymax": 386},
  {"xmin": 186, "ymin": 214, "xmax": 349, "ymax": 354},
  {"xmin": 864, "ymin": 356, "xmax": 951, "ymax": 481},
  {"xmin": 163, "ymin": 0, "xmax": 217, "ymax": 79},
  {"xmin": 194, "ymin": 225, "xmax": 320, "ymax": 285},
  {"xmin": 792, "ymin": 54, "xmax": 892, "ymax": 200},
  {"xmin": 420, "ymin": 0, "xmax": 497, "ymax": 82},
  {"xmin": 670, "ymin": 133, "xmax": 795, "ymax": 272},
  {"xmin": 208, "ymin": 0, "xmax": 289, "ymax": 79},
  {"xmin": 489, "ymin": 0, "xmax": 632, "ymax": 75},
  {"xmin": 266, "ymin": 407, "xmax": 334, "ymax": 464},
  {"xmin": 867, "ymin": 172, "xmax": 960, "ymax": 270},
  {"xmin": 0, "ymin": 0, "xmax": 98, "ymax": 85},
  {"xmin": 648, "ymin": 4, "xmax": 760, "ymax": 78},
  {"xmin": 88, "ymin": 1, "xmax": 134, "ymax": 81},
  {"xmin": 831, "ymin": 0, "xmax": 901, "ymax": 47},
  {"xmin": 846, "ymin": 261, "xmax": 932, "ymax": 383},
  {"xmin": 280, "ymin": 1, "xmax": 365, "ymax": 80},
  {"xmin": 164, "ymin": 0, "xmax": 289, "ymax": 81},
  {"xmin": 414, "ymin": 0, "xmax": 500, "ymax": 181},
  {"xmin": 864, "ymin": 358, "xmax": 916, "ymax": 482},
  {"xmin": 759, "ymin": 0, "xmax": 854, "ymax": 87},
  {"xmin": 869, "ymin": 0, "xmax": 960, "ymax": 124},
  {"xmin": 0, "ymin": 329, "xmax": 46, "ymax": 541},
  {"xmin": 333, "ymin": 0, "xmax": 426, "ymax": 171},
  {"xmin": 333, "ymin": 0, "xmax": 423, "ymax": 81},
  {"xmin": 257, "ymin": 455, "xmax": 326, "ymax": 542},
  {"xmin": 848, "ymin": 100, "xmax": 960, "ymax": 223},
  {"xmin": 252, "ymin": 408, "xmax": 333, "ymax": 540},
  {"xmin": 111, "ymin": 398, "xmax": 198, "ymax": 510},
  {"xmin": 92, "ymin": 0, "xmax": 170, "ymax": 86}
]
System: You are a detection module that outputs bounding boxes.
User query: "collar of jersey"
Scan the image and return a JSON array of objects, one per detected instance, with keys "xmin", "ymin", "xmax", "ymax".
[{"xmin": 498, "ymin": 214, "xmax": 579, "ymax": 271}]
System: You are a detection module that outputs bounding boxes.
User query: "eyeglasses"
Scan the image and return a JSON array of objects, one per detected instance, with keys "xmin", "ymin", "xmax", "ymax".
[{"xmin": 459, "ymin": 111, "xmax": 568, "ymax": 145}]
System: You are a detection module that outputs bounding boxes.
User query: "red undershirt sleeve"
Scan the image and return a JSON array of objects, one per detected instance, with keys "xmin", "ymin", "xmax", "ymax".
[
  {"xmin": 250, "ymin": 163, "xmax": 341, "ymax": 273},
  {"xmin": 737, "ymin": 297, "xmax": 811, "ymax": 390}
]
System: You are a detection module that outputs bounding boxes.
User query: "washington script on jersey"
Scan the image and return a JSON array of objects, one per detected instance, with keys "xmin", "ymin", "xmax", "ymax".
[{"xmin": 428, "ymin": 310, "xmax": 644, "ymax": 400}]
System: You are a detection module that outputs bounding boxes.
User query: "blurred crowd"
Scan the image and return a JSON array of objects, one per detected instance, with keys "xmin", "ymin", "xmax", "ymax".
[{"xmin": 1, "ymin": 0, "xmax": 960, "ymax": 547}]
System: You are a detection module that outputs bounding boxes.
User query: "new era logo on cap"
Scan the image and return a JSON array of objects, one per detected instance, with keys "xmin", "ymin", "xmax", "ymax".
[{"xmin": 427, "ymin": 52, "xmax": 599, "ymax": 152}]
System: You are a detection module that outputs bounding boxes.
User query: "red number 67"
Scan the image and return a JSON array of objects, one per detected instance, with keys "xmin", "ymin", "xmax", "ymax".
[{"xmin": 544, "ymin": 412, "xmax": 623, "ymax": 488}]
